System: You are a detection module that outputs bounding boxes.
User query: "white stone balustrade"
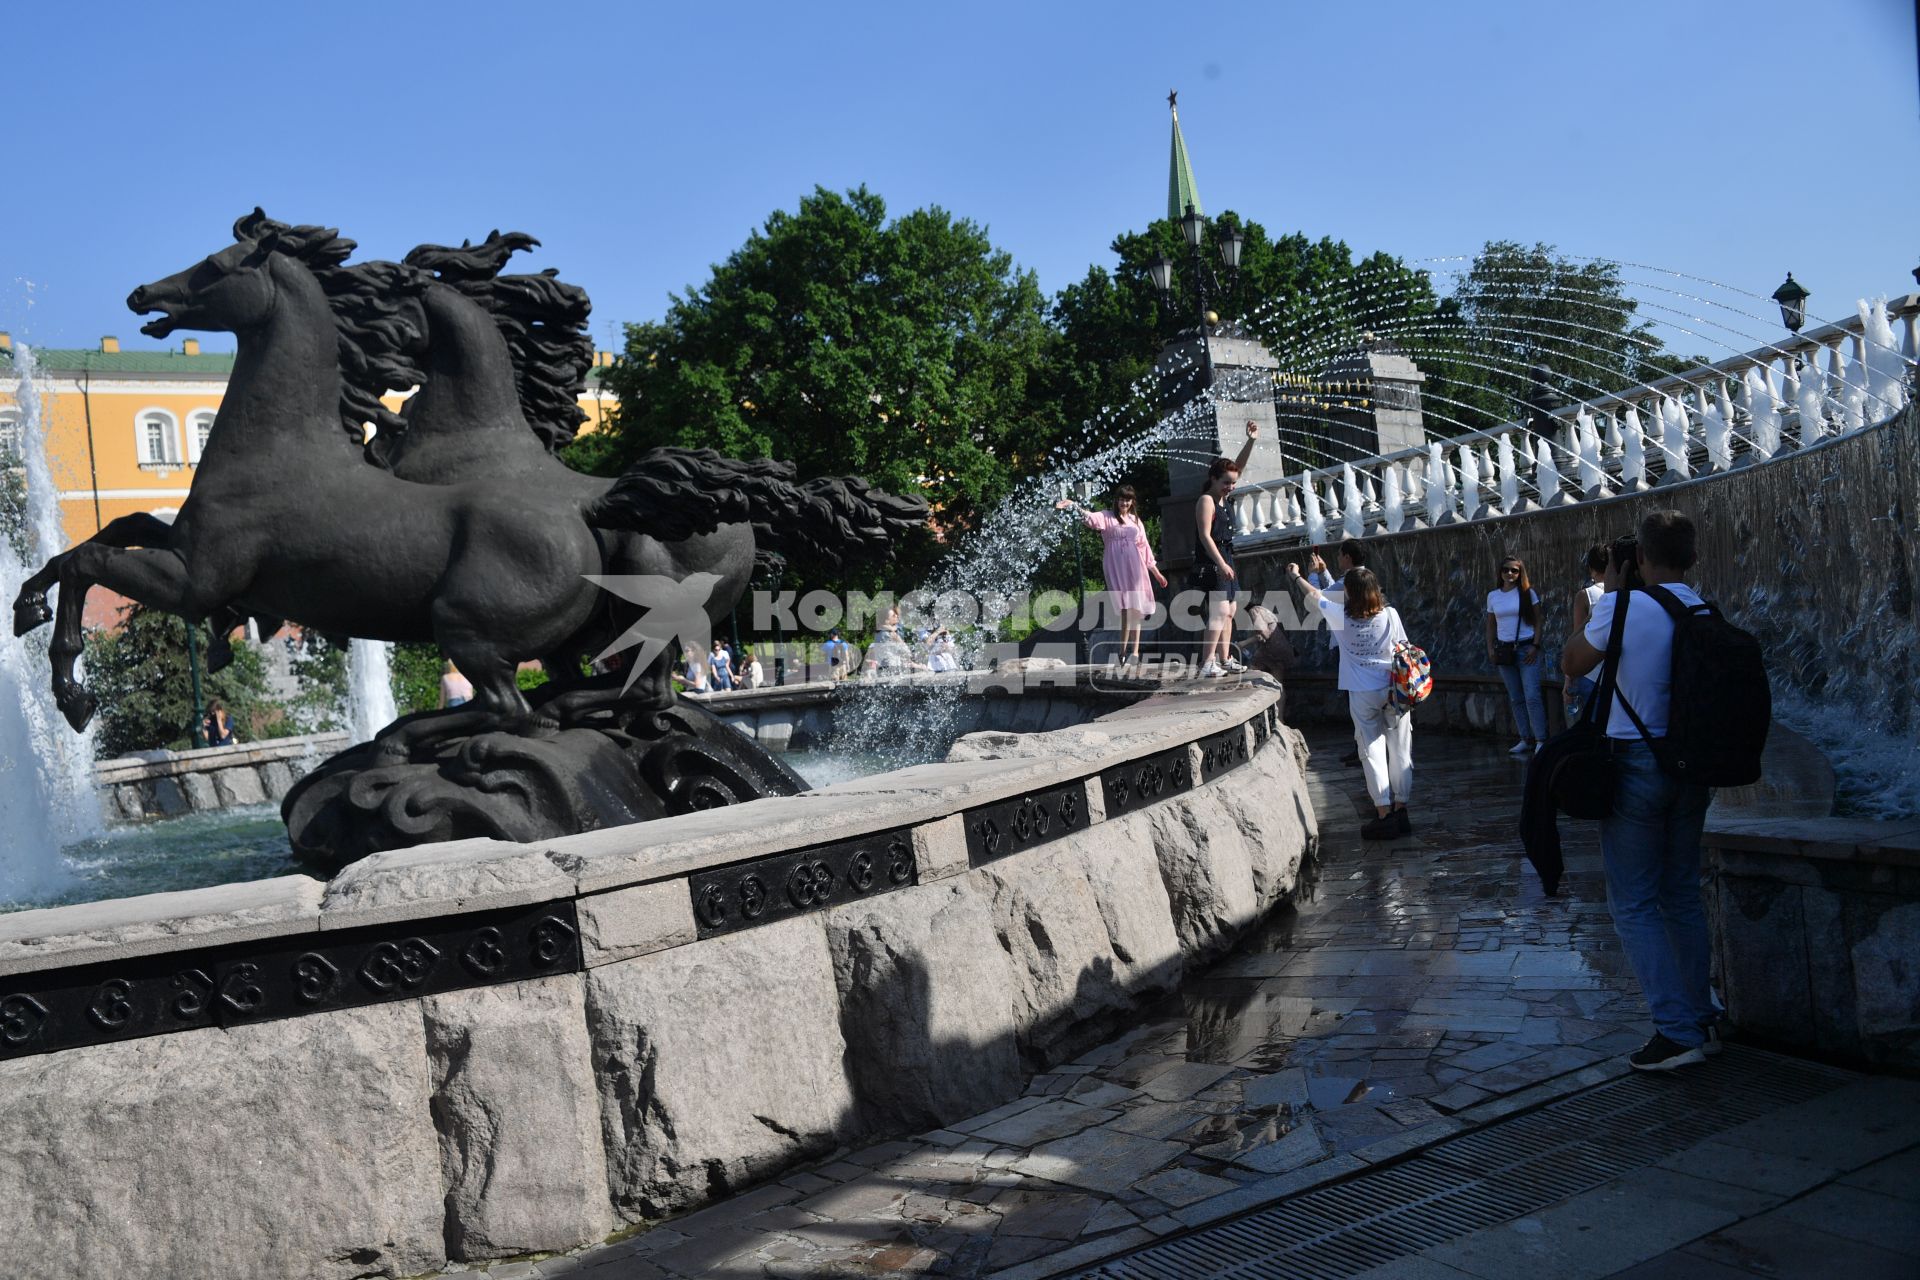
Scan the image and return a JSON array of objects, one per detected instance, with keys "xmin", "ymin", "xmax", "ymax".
[{"xmin": 1228, "ymin": 291, "xmax": 1920, "ymax": 547}]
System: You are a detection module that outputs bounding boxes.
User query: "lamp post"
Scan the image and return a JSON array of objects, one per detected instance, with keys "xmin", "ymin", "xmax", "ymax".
[
  {"xmin": 185, "ymin": 623, "xmax": 208, "ymax": 749},
  {"xmin": 1772, "ymin": 272, "xmax": 1809, "ymax": 335},
  {"xmin": 1148, "ymin": 205, "xmax": 1244, "ymax": 334}
]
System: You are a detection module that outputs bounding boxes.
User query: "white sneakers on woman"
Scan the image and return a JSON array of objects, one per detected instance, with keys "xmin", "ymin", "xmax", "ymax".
[
  {"xmin": 1198, "ymin": 661, "xmax": 1225, "ymax": 678},
  {"xmin": 1508, "ymin": 740, "xmax": 1532, "ymax": 756}
]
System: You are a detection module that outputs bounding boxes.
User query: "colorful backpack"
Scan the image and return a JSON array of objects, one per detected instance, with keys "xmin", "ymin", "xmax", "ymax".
[{"xmin": 1389, "ymin": 640, "xmax": 1433, "ymax": 711}]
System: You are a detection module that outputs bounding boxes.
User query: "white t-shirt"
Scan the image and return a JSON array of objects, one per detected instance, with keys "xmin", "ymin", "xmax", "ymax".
[
  {"xmin": 1310, "ymin": 571, "xmax": 1343, "ymax": 650},
  {"xmin": 1582, "ymin": 581, "xmax": 1604, "ymax": 611},
  {"xmin": 1317, "ymin": 597, "xmax": 1406, "ymax": 691},
  {"xmin": 1584, "ymin": 583, "xmax": 1705, "ymax": 739},
  {"xmin": 1485, "ymin": 587, "xmax": 1540, "ymax": 643}
]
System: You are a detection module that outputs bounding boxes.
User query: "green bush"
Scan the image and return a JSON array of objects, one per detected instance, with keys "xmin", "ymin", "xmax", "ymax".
[{"xmin": 82, "ymin": 605, "xmax": 277, "ymax": 758}]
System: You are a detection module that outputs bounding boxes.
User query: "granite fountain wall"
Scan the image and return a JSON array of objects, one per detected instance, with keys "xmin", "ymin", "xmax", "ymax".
[{"xmin": 0, "ymin": 682, "xmax": 1313, "ymax": 1280}]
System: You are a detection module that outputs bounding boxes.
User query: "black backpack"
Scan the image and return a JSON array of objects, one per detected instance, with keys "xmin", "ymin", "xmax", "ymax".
[{"xmin": 1633, "ymin": 584, "xmax": 1771, "ymax": 786}]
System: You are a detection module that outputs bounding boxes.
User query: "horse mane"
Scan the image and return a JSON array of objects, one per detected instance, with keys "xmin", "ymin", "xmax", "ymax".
[
  {"xmin": 235, "ymin": 210, "xmax": 427, "ymax": 446},
  {"xmin": 403, "ymin": 231, "xmax": 595, "ymax": 451}
]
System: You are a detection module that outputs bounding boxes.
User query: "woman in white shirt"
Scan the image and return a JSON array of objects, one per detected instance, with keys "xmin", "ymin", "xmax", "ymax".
[
  {"xmin": 1288, "ymin": 562, "xmax": 1412, "ymax": 840},
  {"xmin": 1485, "ymin": 556, "xmax": 1548, "ymax": 755}
]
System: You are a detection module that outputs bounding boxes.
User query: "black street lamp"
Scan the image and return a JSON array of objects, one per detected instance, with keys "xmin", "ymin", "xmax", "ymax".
[
  {"xmin": 1151, "ymin": 203, "xmax": 1243, "ymax": 332},
  {"xmin": 1772, "ymin": 272, "xmax": 1809, "ymax": 334}
]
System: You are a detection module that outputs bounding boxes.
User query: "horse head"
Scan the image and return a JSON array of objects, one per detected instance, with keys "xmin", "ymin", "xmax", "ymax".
[{"xmin": 127, "ymin": 208, "xmax": 357, "ymax": 339}]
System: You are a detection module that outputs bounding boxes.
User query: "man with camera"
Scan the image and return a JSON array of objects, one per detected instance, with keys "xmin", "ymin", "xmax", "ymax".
[{"xmin": 1559, "ymin": 510, "xmax": 1716, "ymax": 1072}]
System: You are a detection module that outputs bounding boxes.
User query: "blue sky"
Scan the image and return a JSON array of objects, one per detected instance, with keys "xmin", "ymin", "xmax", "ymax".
[{"xmin": 3, "ymin": 0, "xmax": 1915, "ymax": 357}]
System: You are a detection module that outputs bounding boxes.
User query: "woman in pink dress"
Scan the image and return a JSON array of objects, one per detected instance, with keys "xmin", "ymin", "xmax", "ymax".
[{"xmin": 1056, "ymin": 484, "xmax": 1167, "ymax": 662}]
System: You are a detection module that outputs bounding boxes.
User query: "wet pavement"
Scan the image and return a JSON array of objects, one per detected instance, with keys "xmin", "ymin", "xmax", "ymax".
[{"xmin": 440, "ymin": 730, "xmax": 1920, "ymax": 1280}]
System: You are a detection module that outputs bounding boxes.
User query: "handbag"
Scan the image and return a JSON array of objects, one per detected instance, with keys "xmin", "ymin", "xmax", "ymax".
[
  {"xmin": 1492, "ymin": 640, "xmax": 1518, "ymax": 666},
  {"xmin": 1542, "ymin": 590, "xmax": 1634, "ymax": 819}
]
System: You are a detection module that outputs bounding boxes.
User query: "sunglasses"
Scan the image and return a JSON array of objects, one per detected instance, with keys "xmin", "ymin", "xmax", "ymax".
[{"xmin": 1500, "ymin": 566, "xmax": 1521, "ymax": 575}]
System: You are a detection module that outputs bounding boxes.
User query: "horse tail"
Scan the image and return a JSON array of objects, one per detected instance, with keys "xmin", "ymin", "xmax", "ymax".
[{"xmin": 582, "ymin": 449, "xmax": 928, "ymax": 570}]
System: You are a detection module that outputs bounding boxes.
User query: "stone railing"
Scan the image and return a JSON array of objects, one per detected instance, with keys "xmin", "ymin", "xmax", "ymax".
[
  {"xmin": 1229, "ymin": 293, "xmax": 1920, "ymax": 546},
  {"xmin": 94, "ymin": 732, "xmax": 346, "ymax": 820},
  {"xmin": 0, "ymin": 679, "xmax": 1314, "ymax": 1280}
]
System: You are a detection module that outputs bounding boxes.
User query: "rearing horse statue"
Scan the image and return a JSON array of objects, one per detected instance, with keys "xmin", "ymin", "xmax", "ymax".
[{"xmin": 31, "ymin": 215, "xmax": 920, "ymax": 738}]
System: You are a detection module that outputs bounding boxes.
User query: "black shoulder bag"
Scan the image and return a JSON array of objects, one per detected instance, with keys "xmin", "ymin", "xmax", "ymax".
[{"xmin": 1543, "ymin": 588, "xmax": 1635, "ymax": 819}]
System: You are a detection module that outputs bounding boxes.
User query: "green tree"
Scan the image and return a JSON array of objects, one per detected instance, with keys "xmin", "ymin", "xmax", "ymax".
[
  {"xmin": 82, "ymin": 606, "xmax": 277, "ymax": 758},
  {"xmin": 592, "ymin": 186, "xmax": 1055, "ymax": 584},
  {"xmin": 1415, "ymin": 241, "xmax": 1667, "ymax": 437},
  {"xmin": 390, "ymin": 641, "xmax": 444, "ymax": 717}
]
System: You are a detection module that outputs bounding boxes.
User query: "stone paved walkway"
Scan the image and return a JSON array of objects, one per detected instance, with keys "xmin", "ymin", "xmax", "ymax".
[{"xmin": 438, "ymin": 730, "xmax": 1919, "ymax": 1280}]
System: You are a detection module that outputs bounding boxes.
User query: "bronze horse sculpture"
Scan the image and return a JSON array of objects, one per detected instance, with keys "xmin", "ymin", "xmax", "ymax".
[{"xmin": 14, "ymin": 212, "xmax": 926, "ymax": 866}]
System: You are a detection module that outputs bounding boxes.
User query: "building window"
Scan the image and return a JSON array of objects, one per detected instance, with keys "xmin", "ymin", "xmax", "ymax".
[
  {"xmin": 136, "ymin": 410, "xmax": 182, "ymax": 468},
  {"xmin": 187, "ymin": 409, "xmax": 217, "ymax": 464},
  {"xmin": 0, "ymin": 409, "xmax": 19, "ymax": 458}
]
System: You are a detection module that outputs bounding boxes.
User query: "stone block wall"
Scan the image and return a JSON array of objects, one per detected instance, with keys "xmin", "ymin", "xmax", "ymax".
[
  {"xmin": 0, "ymin": 682, "xmax": 1313, "ymax": 1279},
  {"xmin": 94, "ymin": 732, "xmax": 346, "ymax": 821},
  {"xmin": 1704, "ymin": 817, "xmax": 1920, "ymax": 1071}
]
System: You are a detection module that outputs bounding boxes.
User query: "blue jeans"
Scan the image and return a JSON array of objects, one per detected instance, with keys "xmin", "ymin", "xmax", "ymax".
[
  {"xmin": 1600, "ymin": 741, "xmax": 1713, "ymax": 1046},
  {"xmin": 1495, "ymin": 654, "xmax": 1549, "ymax": 742}
]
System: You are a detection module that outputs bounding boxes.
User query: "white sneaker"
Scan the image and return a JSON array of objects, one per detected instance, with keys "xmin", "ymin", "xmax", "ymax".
[
  {"xmin": 1198, "ymin": 661, "xmax": 1223, "ymax": 679},
  {"xmin": 1508, "ymin": 740, "xmax": 1531, "ymax": 756},
  {"xmin": 1532, "ymin": 742, "xmax": 1543, "ymax": 755},
  {"xmin": 1223, "ymin": 657, "xmax": 1247, "ymax": 673}
]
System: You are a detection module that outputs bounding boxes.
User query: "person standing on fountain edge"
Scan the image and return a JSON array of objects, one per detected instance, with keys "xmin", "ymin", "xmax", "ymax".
[
  {"xmin": 1288, "ymin": 561, "xmax": 1412, "ymax": 839},
  {"xmin": 1560, "ymin": 510, "xmax": 1715, "ymax": 1072},
  {"xmin": 1486, "ymin": 556, "xmax": 1548, "ymax": 755},
  {"xmin": 1056, "ymin": 483, "xmax": 1168, "ymax": 664},
  {"xmin": 1192, "ymin": 421, "xmax": 1259, "ymax": 678}
]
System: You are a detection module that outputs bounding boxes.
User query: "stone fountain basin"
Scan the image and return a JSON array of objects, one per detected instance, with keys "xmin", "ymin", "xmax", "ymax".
[{"xmin": 0, "ymin": 676, "xmax": 1315, "ymax": 1279}]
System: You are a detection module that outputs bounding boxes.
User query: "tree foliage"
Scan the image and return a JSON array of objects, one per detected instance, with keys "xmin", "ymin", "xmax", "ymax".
[
  {"xmin": 1414, "ymin": 241, "xmax": 1666, "ymax": 437},
  {"xmin": 594, "ymin": 186, "xmax": 1055, "ymax": 583},
  {"xmin": 82, "ymin": 606, "xmax": 277, "ymax": 758}
]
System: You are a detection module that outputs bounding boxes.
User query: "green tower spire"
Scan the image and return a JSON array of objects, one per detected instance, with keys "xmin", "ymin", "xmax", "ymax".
[{"xmin": 1167, "ymin": 90, "xmax": 1203, "ymax": 223}]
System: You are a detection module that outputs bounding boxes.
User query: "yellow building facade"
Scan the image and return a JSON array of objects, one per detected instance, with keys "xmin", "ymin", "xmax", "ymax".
[{"xmin": 0, "ymin": 331, "xmax": 618, "ymax": 560}]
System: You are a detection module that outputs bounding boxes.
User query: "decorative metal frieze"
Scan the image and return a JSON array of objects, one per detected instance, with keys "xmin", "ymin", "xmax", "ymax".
[
  {"xmin": 689, "ymin": 827, "xmax": 917, "ymax": 939},
  {"xmin": 1197, "ymin": 725, "xmax": 1253, "ymax": 784},
  {"xmin": 964, "ymin": 781, "xmax": 1089, "ymax": 868},
  {"xmin": 1100, "ymin": 745, "xmax": 1196, "ymax": 820},
  {"xmin": 1251, "ymin": 708, "xmax": 1272, "ymax": 753},
  {"xmin": 0, "ymin": 900, "xmax": 581, "ymax": 1062}
]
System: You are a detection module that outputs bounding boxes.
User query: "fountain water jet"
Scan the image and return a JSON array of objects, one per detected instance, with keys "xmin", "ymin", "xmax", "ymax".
[{"xmin": 0, "ymin": 344, "xmax": 103, "ymax": 900}]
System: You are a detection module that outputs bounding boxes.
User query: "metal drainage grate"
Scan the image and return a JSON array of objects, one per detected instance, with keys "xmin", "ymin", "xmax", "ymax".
[{"xmin": 1085, "ymin": 1047, "xmax": 1853, "ymax": 1280}]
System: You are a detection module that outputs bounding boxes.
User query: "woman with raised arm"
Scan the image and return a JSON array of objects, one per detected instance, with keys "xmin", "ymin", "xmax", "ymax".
[
  {"xmin": 1192, "ymin": 421, "xmax": 1260, "ymax": 678},
  {"xmin": 1055, "ymin": 483, "xmax": 1168, "ymax": 664},
  {"xmin": 1289, "ymin": 560, "xmax": 1413, "ymax": 838},
  {"xmin": 1563, "ymin": 544, "xmax": 1609, "ymax": 720}
]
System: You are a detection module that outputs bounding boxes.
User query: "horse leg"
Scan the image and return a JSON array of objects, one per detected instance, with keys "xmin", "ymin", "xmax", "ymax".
[
  {"xmin": 14, "ymin": 512, "xmax": 176, "ymax": 637},
  {"xmin": 204, "ymin": 606, "xmax": 250, "ymax": 674},
  {"xmin": 50, "ymin": 544, "xmax": 199, "ymax": 732}
]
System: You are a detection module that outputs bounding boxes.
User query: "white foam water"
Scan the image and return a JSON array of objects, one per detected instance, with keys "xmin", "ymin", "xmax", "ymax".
[{"xmin": 0, "ymin": 343, "xmax": 103, "ymax": 899}]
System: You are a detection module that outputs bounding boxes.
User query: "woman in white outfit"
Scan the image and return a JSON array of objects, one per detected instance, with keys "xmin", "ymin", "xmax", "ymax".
[{"xmin": 1288, "ymin": 562, "xmax": 1412, "ymax": 840}]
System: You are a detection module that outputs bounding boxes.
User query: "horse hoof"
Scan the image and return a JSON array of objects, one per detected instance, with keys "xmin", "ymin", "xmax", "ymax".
[
  {"xmin": 61, "ymin": 689, "xmax": 97, "ymax": 732},
  {"xmin": 12, "ymin": 597, "xmax": 52, "ymax": 637}
]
